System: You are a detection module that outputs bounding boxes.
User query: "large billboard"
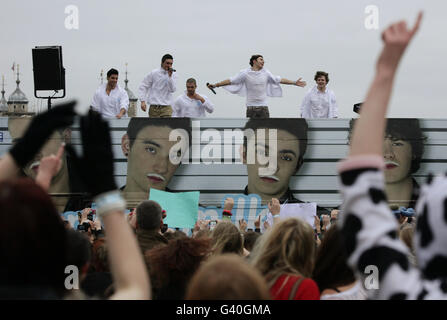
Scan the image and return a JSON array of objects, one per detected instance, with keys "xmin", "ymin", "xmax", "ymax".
[{"xmin": 2, "ymin": 117, "xmax": 444, "ymax": 227}]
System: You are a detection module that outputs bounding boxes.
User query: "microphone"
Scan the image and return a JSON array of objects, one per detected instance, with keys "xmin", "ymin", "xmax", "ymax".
[
  {"xmin": 206, "ymin": 83, "xmax": 216, "ymax": 95},
  {"xmin": 169, "ymin": 68, "xmax": 176, "ymax": 72}
]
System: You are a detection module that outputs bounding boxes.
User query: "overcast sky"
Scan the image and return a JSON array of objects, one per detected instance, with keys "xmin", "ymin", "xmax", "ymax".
[{"xmin": 1, "ymin": 0, "xmax": 446, "ymax": 118}]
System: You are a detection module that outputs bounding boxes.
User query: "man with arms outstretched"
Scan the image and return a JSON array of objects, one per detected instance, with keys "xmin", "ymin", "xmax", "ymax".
[{"xmin": 208, "ymin": 55, "xmax": 306, "ymax": 118}]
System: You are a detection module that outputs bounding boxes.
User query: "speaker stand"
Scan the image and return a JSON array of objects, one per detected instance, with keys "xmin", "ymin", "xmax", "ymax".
[{"xmin": 35, "ymin": 89, "xmax": 65, "ymax": 111}]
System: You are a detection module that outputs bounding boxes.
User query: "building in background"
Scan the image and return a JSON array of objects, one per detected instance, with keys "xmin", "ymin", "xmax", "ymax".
[
  {"xmin": 124, "ymin": 63, "xmax": 138, "ymax": 117},
  {"xmin": 6, "ymin": 64, "xmax": 33, "ymax": 116},
  {"xmin": 0, "ymin": 76, "xmax": 8, "ymax": 115}
]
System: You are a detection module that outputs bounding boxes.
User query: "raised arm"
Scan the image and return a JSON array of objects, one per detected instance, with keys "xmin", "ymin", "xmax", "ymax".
[
  {"xmin": 0, "ymin": 101, "xmax": 76, "ymax": 181},
  {"xmin": 35, "ymin": 144, "xmax": 65, "ymax": 191},
  {"xmin": 65, "ymin": 111, "xmax": 150, "ymax": 300},
  {"xmin": 350, "ymin": 12, "xmax": 423, "ymax": 157},
  {"xmin": 338, "ymin": 12, "xmax": 427, "ymax": 300},
  {"xmin": 280, "ymin": 78, "xmax": 306, "ymax": 87},
  {"xmin": 208, "ymin": 79, "xmax": 231, "ymax": 89},
  {"xmin": 167, "ymin": 72, "xmax": 177, "ymax": 93}
]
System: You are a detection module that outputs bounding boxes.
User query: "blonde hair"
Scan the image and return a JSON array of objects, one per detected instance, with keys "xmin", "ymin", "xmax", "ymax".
[
  {"xmin": 250, "ymin": 218, "xmax": 315, "ymax": 286},
  {"xmin": 211, "ymin": 221, "xmax": 243, "ymax": 256},
  {"xmin": 185, "ymin": 254, "xmax": 270, "ymax": 300}
]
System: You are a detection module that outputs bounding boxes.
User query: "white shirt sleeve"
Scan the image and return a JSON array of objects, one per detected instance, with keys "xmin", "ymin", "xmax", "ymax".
[
  {"xmin": 172, "ymin": 96, "xmax": 182, "ymax": 117},
  {"xmin": 167, "ymin": 72, "xmax": 177, "ymax": 93},
  {"xmin": 138, "ymin": 72, "xmax": 153, "ymax": 102},
  {"xmin": 202, "ymin": 95, "xmax": 214, "ymax": 114},
  {"xmin": 91, "ymin": 89, "xmax": 100, "ymax": 112},
  {"xmin": 230, "ymin": 69, "xmax": 247, "ymax": 85},
  {"xmin": 120, "ymin": 89, "xmax": 129, "ymax": 113},
  {"xmin": 266, "ymin": 70, "xmax": 281, "ymax": 85},
  {"xmin": 300, "ymin": 90, "xmax": 312, "ymax": 118},
  {"xmin": 330, "ymin": 91, "xmax": 338, "ymax": 118}
]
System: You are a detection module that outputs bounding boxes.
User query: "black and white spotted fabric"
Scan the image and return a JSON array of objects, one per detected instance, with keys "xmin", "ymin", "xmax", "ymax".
[{"xmin": 338, "ymin": 161, "xmax": 447, "ymax": 300}]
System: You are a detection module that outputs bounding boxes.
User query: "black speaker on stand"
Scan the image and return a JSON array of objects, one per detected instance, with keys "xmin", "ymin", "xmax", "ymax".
[{"xmin": 32, "ymin": 46, "xmax": 66, "ymax": 110}]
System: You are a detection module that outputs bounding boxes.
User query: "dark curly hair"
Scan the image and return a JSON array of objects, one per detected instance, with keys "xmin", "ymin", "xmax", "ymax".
[
  {"xmin": 349, "ymin": 118, "xmax": 425, "ymax": 174},
  {"xmin": 145, "ymin": 237, "xmax": 211, "ymax": 300},
  {"xmin": 314, "ymin": 71, "xmax": 329, "ymax": 83}
]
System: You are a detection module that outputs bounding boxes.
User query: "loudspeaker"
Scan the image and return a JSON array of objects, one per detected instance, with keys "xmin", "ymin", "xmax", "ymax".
[{"xmin": 32, "ymin": 46, "xmax": 65, "ymax": 91}]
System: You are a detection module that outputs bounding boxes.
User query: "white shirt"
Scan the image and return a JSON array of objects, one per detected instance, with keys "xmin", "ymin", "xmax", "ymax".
[
  {"xmin": 172, "ymin": 92, "xmax": 214, "ymax": 117},
  {"xmin": 224, "ymin": 68, "xmax": 282, "ymax": 107},
  {"xmin": 138, "ymin": 68, "xmax": 177, "ymax": 105},
  {"xmin": 320, "ymin": 281, "xmax": 367, "ymax": 300},
  {"xmin": 301, "ymin": 85, "xmax": 338, "ymax": 119},
  {"xmin": 91, "ymin": 84, "xmax": 129, "ymax": 118}
]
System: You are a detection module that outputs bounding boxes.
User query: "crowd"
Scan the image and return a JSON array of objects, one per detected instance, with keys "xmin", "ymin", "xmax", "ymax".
[{"xmin": 2, "ymin": 12, "xmax": 442, "ymax": 300}]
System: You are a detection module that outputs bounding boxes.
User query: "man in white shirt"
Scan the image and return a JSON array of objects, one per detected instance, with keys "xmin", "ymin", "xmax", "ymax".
[
  {"xmin": 300, "ymin": 71, "xmax": 338, "ymax": 119},
  {"xmin": 207, "ymin": 55, "xmax": 307, "ymax": 118},
  {"xmin": 138, "ymin": 54, "xmax": 177, "ymax": 118},
  {"xmin": 91, "ymin": 68, "xmax": 129, "ymax": 119},
  {"xmin": 172, "ymin": 78, "xmax": 214, "ymax": 117}
]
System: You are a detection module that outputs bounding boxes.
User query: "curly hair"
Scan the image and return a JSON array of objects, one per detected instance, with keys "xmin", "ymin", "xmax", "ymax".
[
  {"xmin": 145, "ymin": 237, "xmax": 211, "ymax": 299},
  {"xmin": 349, "ymin": 119, "xmax": 426, "ymax": 174},
  {"xmin": 314, "ymin": 71, "xmax": 329, "ymax": 83}
]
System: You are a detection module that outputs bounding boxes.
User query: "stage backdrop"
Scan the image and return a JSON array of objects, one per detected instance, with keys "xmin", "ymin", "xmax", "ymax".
[{"xmin": 1, "ymin": 117, "xmax": 446, "ymax": 210}]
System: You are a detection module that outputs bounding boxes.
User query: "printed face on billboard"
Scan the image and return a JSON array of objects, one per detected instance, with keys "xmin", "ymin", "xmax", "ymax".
[
  {"xmin": 8, "ymin": 117, "xmax": 70, "ymax": 180},
  {"xmin": 349, "ymin": 118, "xmax": 425, "ymax": 208},
  {"xmin": 244, "ymin": 128, "xmax": 301, "ymax": 202},
  {"xmin": 8, "ymin": 117, "xmax": 72, "ymax": 213},
  {"xmin": 242, "ymin": 118, "xmax": 308, "ymax": 203},
  {"xmin": 121, "ymin": 118, "xmax": 191, "ymax": 208}
]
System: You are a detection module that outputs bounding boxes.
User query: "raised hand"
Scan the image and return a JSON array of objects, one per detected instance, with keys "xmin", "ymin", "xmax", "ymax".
[
  {"xmin": 239, "ymin": 219, "xmax": 248, "ymax": 232},
  {"xmin": 322, "ymin": 214, "xmax": 331, "ymax": 230},
  {"xmin": 268, "ymin": 198, "xmax": 281, "ymax": 215},
  {"xmin": 330, "ymin": 209, "xmax": 339, "ymax": 221},
  {"xmin": 295, "ymin": 78, "xmax": 307, "ymax": 87},
  {"xmin": 9, "ymin": 100, "xmax": 76, "ymax": 168},
  {"xmin": 378, "ymin": 12, "xmax": 423, "ymax": 72},
  {"xmin": 65, "ymin": 110, "xmax": 116, "ymax": 197},
  {"xmin": 314, "ymin": 215, "xmax": 321, "ymax": 232},
  {"xmin": 35, "ymin": 144, "xmax": 65, "ymax": 191},
  {"xmin": 254, "ymin": 215, "xmax": 261, "ymax": 229}
]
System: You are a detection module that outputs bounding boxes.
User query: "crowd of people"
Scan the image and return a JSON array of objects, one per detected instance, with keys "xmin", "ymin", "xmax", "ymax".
[
  {"xmin": 91, "ymin": 53, "xmax": 338, "ymax": 120},
  {"xmin": 2, "ymin": 11, "xmax": 443, "ymax": 300}
]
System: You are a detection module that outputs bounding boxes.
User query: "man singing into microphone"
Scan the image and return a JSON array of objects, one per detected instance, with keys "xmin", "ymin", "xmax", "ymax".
[
  {"xmin": 208, "ymin": 55, "xmax": 307, "ymax": 118},
  {"xmin": 138, "ymin": 54, "xmax": 177, "ymax": 118}
]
